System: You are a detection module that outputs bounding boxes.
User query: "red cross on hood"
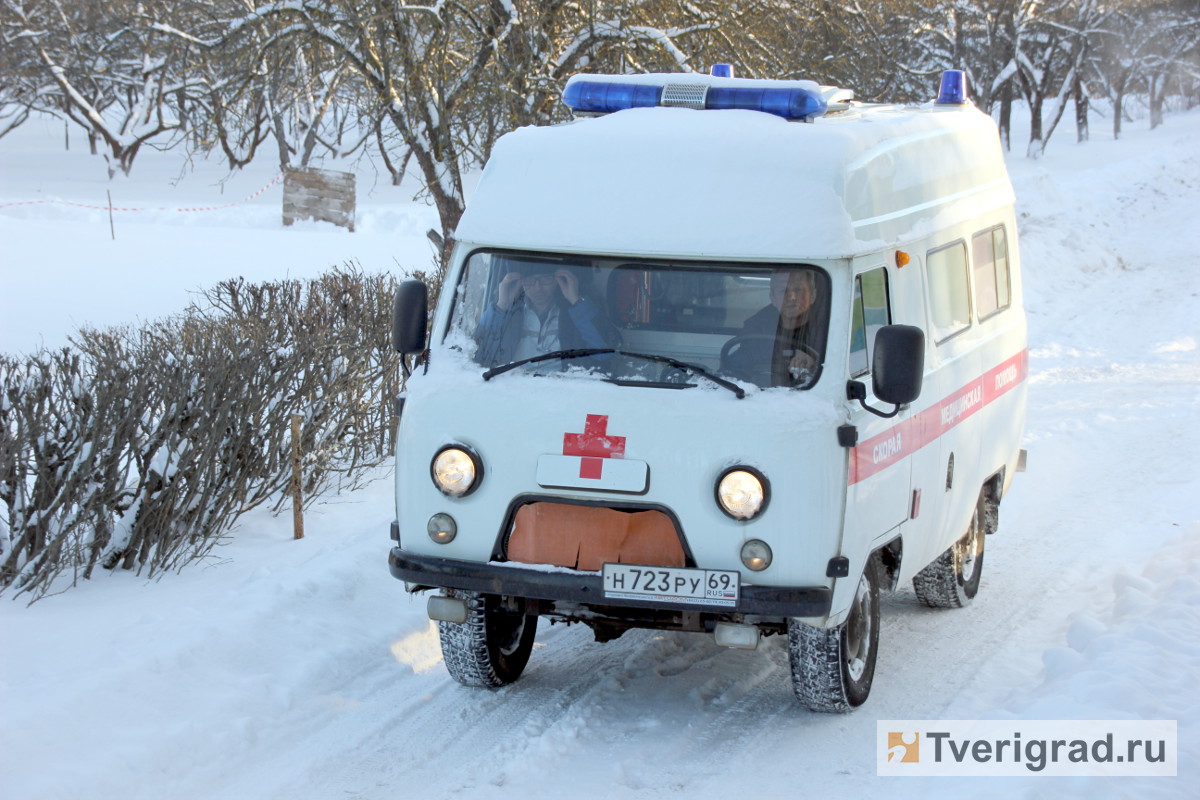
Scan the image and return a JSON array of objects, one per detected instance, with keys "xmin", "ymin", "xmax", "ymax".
[{"xmin": 562, "ymin": 414, "xmax": 626, "ymax": 479}]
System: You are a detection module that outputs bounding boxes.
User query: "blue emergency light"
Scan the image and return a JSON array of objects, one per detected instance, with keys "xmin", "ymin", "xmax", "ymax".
[
  {"xmin": 562, "ymin": 76, "xmax": 829, "ymax": 121},
  {"xmin": 707, "ymin": 87, "xmax": 827, "ymax": 119},
  {"xmin": 562, "ymin": 81, "xmax": 663, "ymax": 114},
  {"xmin": 936, "ymin": 70, "xmax": 969, "ymax": 104},
  {"xmin": 710, "ymin": 63, "xmax": 734, "ymax": 78}
]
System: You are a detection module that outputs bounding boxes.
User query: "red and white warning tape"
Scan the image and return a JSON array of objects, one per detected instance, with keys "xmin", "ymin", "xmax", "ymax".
[{"xmin": 0, "ymin": 173, "xmax": 284, "ymax": 213}]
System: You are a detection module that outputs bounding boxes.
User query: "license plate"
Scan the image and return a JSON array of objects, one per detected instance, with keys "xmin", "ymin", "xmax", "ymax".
[{"xmin": 602, "ymin": 564, "xmax": 739, "ymax": 607}]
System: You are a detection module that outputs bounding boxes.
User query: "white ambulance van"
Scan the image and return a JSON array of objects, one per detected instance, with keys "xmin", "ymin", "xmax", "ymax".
[{"xmin": 389, "ymin": 68, "xmax": 1027, "ymax": 711}]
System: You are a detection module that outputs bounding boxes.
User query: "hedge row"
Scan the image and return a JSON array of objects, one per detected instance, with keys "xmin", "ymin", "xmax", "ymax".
[{"xmin": 0, "ymin": 265, "xmax": 401, "ymax": 602}]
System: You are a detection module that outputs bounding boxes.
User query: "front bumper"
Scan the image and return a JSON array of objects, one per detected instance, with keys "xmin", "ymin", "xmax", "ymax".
[{"xmin": 389, "ymin": 547, "xmax": 832, "ymax": 618}]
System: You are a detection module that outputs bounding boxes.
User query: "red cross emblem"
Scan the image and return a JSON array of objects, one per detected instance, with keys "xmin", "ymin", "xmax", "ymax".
[{"xmin": 562, "ymin": 414, "xmax": 626, "ymax": 479}]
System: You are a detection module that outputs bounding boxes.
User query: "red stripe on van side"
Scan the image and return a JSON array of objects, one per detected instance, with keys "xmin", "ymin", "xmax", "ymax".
[{"xmin": 848, "ymin": 350, "xmax": 1027, "ymax": 485}]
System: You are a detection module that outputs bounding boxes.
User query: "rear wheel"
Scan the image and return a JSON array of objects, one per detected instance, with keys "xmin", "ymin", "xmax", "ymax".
[
  {"xmin": 912, "ymin": 498, "xmax": 986, "ymax": 608},
  {"xmin": 437, "ymin": 590, "xmax": 537, "ymax": 687},
  {"xmin": 788, "ymin": 559, "xmax": 880, "ymax": 712}
]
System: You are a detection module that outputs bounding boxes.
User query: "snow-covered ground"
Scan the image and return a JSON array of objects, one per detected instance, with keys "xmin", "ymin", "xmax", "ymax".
[
  {"xmin": 1, "ymin": 106, "xmax": 1198, "ymax": 799},
  {"xmin": 0, "ymin": 115, "xmax": 441, "ymax": 355}
]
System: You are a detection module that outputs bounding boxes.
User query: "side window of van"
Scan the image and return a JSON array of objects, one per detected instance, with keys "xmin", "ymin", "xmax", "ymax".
[
  {"xmin": 926, "ymin": 241, "xmax": 971, "ymax": 343},
  {"xmin": 971, "ymin": 225, "xmax": 1011, "ymax": 319},
  {"xmin": 849, "ymin": 268, "xmax": 891, "ymax": 377}
]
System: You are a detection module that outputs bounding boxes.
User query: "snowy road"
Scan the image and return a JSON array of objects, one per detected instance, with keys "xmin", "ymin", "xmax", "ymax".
[{"xmin": 2, "ymin": 111, "xmax": 1198, "ymax": 799}]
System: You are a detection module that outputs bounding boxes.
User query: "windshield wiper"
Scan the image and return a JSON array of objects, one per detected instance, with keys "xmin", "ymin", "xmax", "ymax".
[
  {"xmin": 482, "ymin": 347, "xmax": 745, "ymax": 399},
  {"xmin": 482, "ymin": 348, "xmax": 616, "ymax": 380},
  {"xmin": 616, "ymin": 350, "xmax": 745, "ymax": 399}
]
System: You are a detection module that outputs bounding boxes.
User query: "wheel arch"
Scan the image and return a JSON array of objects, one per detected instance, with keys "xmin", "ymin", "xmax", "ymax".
[
  {"xmin": 873, "ymin": 536, "xmax": 903, "ymax": 591},
  {"xmin": 980, "ymin": 468, "xmax": 1004, "ymax": 535}
]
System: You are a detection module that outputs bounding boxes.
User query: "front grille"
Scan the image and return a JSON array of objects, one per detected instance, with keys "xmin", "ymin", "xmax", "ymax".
[{"xmin": 506, "ymin": 501, "xmax": 686, "ymax": 571}]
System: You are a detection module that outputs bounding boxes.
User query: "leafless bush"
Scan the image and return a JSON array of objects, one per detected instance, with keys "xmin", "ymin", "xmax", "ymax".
[
  {"xmin": 192, "ymin": 266, "xmax": 400, "ymax": 503},
  {"xmin": 0, "ymin": 265, "xmax": 400, "ymax": 602},
  {"xmin": 0, "ymin": 346, "xmax": 136, "ymax": 595}
]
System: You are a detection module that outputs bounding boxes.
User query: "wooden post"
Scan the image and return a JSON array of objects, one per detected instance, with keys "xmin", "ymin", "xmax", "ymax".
[
  {"xmin": 291, "ymin": 414, "xmax": 304, "ymax": 540},
  {"xmin": 106, "ymin": 190, "xmax": 115, "ymax": 241}
]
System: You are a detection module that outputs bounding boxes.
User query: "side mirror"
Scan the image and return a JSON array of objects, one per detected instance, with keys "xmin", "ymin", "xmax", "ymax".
[
  {"xmin": 392, "ymin": 280, "xmax": 428, "ymax": 355},
  {"xmin": 847, "ymin": 325, "xmax": 925, "ymax": 419},
  {"xmin": 872, "ymin": 324, "xmax": 924, "ymax": 405}
]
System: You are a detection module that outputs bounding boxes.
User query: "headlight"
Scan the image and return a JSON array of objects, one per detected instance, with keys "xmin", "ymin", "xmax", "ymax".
[
  {"xmin": 716, "ymin": 467, "xmax": 768, "ymax": 520},
  {"xmin": 431, "ymin": 446, "xmax": 481, "ymax": 497}
]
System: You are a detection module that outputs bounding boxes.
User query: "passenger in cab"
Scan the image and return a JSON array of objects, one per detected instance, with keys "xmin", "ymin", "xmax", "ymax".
[
  {"xmin": 727, "ymin": 269, "xmax": 823, "ymax": 387},
  {"xmin": 475, "ymin": 263, "xmax": 619, "ymax": 366}
]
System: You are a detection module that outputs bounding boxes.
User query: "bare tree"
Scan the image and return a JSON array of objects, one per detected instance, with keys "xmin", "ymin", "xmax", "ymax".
[
  {"xmin": 212, "ymin": 1, "xmax": 518, "ymax": 268},
  {"xmin": 0, "ymin": 102, "xmax": 29, "ymax": 139},
  {"xmin": 1028, "ymin": 0, "xmax": 1110, "ymax": 152},
  {"xmin": 1140, "ymin": 0, "xmax": 1200, "ymax": 128},
  {"xmin": 0, "ymin": 0, "xmax": 207, "ymax": 175}
]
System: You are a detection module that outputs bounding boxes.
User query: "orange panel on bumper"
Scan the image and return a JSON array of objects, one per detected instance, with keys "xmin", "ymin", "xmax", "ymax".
[{"xmin": 507, "ymin": 502, "xmax": 685, "ymax": 571}]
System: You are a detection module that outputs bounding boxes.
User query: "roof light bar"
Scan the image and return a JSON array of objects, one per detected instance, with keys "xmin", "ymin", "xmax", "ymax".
[
  {"xmin": 936, "ymin": 70, "xmax": 969, "ymax": 105},
  {"xmin": 562, "ymin": 81, "xmax": 662, "ymax": 114},
  {"xmin": 562, "ymin": 76, "xmax": 831, "ymax": 121},
  {"xmin": 707, "ymin": 87, "xmax": 827, "ymax": 120},
  {"xmin": 710, "ymin": 63, "xmax": 734, "ymax": 78}
]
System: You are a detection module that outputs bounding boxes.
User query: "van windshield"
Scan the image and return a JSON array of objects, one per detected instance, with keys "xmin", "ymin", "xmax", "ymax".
[{"xmin": 446, "ymin": 251, "xmax": 831, "ymax": 390}]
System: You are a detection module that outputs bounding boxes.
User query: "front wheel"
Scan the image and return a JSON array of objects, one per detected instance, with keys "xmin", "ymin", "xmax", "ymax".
[
  {"xmin": 788, "ymin": 559, "xmax": 880, "ymax": 712},
  {"xmin": 437, "ymin": 590, "xmax": 537, "ymax": 688}
]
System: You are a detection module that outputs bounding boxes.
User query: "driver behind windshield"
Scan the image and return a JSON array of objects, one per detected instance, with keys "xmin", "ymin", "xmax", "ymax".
[
  {"xmin": 730, "ymin": 269, "xmax": 823, "ymax": 387},
  {"xmin": 474, "ymin": 261, "xmax": 620, "ymax": 366}
]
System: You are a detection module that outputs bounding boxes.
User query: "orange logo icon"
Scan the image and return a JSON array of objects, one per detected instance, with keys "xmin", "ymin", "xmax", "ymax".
[{"xmin": 887, "ymin": 732, "xmax": 920, "ymax": 763}]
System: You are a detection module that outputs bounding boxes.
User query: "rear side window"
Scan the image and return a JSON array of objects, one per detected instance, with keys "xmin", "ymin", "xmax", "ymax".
[
  {"xmin": 971, "ymin": 226, "xmax": 1011, "ymax": 319},
  {"xmin": 849, "ymin": 267, "xmax": 891, "ymax": 377},
  {"xmin": 926, "ymin": 242, "xmax": 971, "ymax": 343}
]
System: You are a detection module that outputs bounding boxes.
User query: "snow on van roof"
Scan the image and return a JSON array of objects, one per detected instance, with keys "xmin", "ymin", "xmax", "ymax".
[{"xmin": 454, "ymin": 101, "xmax": 1013, "ymax": 261}]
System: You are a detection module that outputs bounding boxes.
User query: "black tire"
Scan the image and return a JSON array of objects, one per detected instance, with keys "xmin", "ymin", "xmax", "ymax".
[
  {"xmin": 912, "ymin": 499, "xmax": 985, "ymax": 608},
  {"xmin": 437, "ymin": 589, "xmax": 537, "ymax": 688},
  {"xmin": 788, "ymin": 559, "xmax": 880, "ymax": 712}
]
